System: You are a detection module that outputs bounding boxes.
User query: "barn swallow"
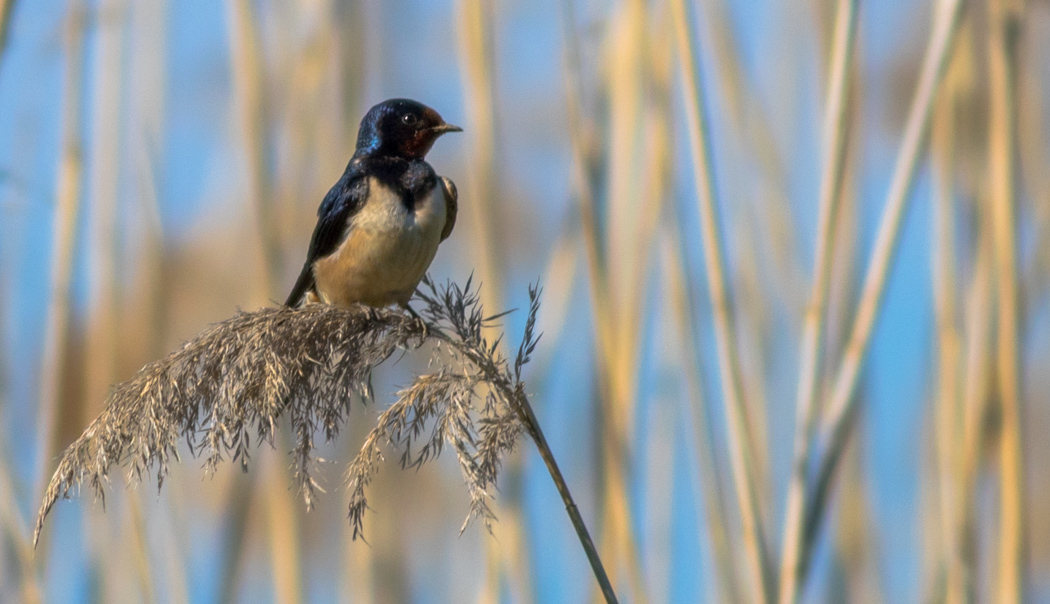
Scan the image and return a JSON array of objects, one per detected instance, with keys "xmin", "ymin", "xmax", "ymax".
[{"xmin": 285, "ymin": 98, "xmax": 461, "ymax": 310}]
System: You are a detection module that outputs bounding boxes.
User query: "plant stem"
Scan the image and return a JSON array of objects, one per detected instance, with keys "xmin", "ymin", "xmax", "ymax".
[
  {"xmin": 810, "ymin": 0, "xmax": 966, "ymax": 561},
  {"xmin": 776, "ymin": 1, "xmax": 858, "ymax": 602},
  {"xmin": 558, "ymin": 2, "xmax": 648, "ymax": 600},
  {"xmin": 428, "ymin": 326, "xmax": 619, "ymax": 603},
  {"xmin": 986, "ymin": 0, "xmax": 1024, "ymax": 599},
  {"xmin": 671, "ymin": 0, "xmax": 772, "ymax": 600},
  {"xmin": 512, "ymin": 386, "xmax": 620, "ymax": 604},
  {"xmin": 0, "ymin": 0, "xmax": 16, "ymax": 61}
]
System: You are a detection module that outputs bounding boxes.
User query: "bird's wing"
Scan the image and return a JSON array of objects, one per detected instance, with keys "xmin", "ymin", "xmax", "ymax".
[
  {"xmin": 439, "ymin": 176, "xmax": 457, "ymax": 242},
  {"xmin": 284, "ymin": 172, "xmax": 370, "ymax": 307}
]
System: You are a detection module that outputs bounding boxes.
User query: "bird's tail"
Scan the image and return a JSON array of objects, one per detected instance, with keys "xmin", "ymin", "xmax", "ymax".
[{"xmin": 284, "ymin": 264, "xmax": 316, "ymax": 307}]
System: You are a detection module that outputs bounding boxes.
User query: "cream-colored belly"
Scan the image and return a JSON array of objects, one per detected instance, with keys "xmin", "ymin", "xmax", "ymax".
[{"xmin": 313, "ymin": 177, "xmax": 447, "ymax": 308}]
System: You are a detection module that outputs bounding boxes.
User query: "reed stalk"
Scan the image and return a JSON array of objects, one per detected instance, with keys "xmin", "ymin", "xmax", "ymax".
[
  {"xmin": 559, "ymin": 1, "xmax": 649, "ymax": 600},
  {"xmin": 265, "ymin": 445, "xmax": 305, "ymax": 604},
  {"xmin": 663, "ymin": 227, "xmax": 742, "ymax": 604},
  {"xmin": 671, "ymin": 0, "xmax": 772, "ymax": 600},
  {"xmin": 226, "ymin": 0, "xmax": 280, "ymax": 296},
  {"xmin": 34, "ymin": 279, "xmax": 618, "ymax": 603},
  {"xmin": 227, "ymin": 3, "xmax": 306, "ymax": 601},
  {"xmin": 0, "ymin": 0, "xmax": 15, "ymax": 60},
  {"xmin": 457, "ymin": 4, "xmax": 545, "ymax": 602},
  {"xmin": 127, "ymin": 495, "xmax": 157, "ymax": 604},
  {"xmin": 35, "ymin": 1, "xmax": 86, "ymax": 510},
  {"xmin": 931, "ymin": 47, "xmax": 965, "ymax": 604},
  {"xmin": 957, "ymin": 220, "xmax": 994, "ymax": 603},
  {"xmin": 776, "ymin": 1, "xmax": 858, "ymax": 601},
  {"xmin": 0, "ymin": 452, "xmax": 41, "ymax": 604},
  {"xmin": 703, "ymin": 0, "xmax": 807, "ymax": 315},
  {"xmin": 986, "ymin": 0, "xmax": 1024, "ymax": 599},
  {"xmin": 811, "ymin": 0, "xmax": 966, "ymax": 548}
]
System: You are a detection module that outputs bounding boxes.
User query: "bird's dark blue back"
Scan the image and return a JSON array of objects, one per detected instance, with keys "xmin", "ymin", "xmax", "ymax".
[
  {"xmin": 283, "ymin": 159, "xmax": 369, "ymax": 307},
  {"xmin": 283, "ymin": 155, "xmax": 439, "ymax": 307}
]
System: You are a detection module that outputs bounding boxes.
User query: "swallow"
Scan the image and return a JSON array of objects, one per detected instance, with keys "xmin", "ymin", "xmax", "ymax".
[{"xmin": 285, "ymin": 98, "xmax": 461, "ymax": 310}]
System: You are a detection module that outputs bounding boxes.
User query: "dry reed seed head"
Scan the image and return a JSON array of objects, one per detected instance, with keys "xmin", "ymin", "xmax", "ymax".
[
  {"xmin": 35, "ymin": 277, "xmax": 543, "ymax": 546},
  {"xmin": 346, "ymin": 277, "xmax": 542, "ymax": 539},
  {"xmin": 33, "ymin": 304, "xmax": 424, "ymax": 545}
]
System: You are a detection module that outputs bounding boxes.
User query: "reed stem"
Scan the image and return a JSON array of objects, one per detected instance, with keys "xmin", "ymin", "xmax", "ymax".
[
  {"xmin": 776, "ymin": 1, "xmax": 858, "ymax": 601},
  {"xmin": 427, "ymin": 326, "xmax": 620, "ymax": 604},
  {"xmin": 986, "ymin": 0, "xmax": 1024, "ymax": 599},
  {"xmin": 811, "ymin": 0, "xmax": 966, "ymax": 546},
  {"xmin": 515, "ymin": 390, "xmax": 619, "ymax": 604},
  {"xmin": 671, "ymin": 0, "xmax": 772, "ymax": 599}
]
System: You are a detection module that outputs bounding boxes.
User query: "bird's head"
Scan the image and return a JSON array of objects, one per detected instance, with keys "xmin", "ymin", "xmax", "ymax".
[{"xmin": 355, "ymin": 99, "xmax": 462, "ymax": 160}]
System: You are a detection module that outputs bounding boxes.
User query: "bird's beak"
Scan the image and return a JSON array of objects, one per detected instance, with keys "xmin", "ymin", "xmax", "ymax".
[{"xmin": 431, "ymin": 123, "xmax": 463, "ymax": 134}]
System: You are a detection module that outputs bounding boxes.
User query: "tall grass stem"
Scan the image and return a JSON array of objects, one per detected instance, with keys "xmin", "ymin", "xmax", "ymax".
[
  {"xmin": 671, "ymin": 0, "xmax": 773, "ymax": 599},
  {"xmin": 776, "ymin": 1, "xmax": 858, "ymax": 601},
  {"xmin": 812, "ymin": 0, "xmax": 966, "ymax": 542}
]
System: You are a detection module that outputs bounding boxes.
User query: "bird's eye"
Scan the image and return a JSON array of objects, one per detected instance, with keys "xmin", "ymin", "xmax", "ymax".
[{"xmin": 401, "ymin": 114, "xmax": 418, "ymax": 126}]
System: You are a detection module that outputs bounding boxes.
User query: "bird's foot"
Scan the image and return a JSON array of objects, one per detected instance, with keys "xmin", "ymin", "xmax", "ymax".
[
  {"xmin": 363, "ymin": 306, "xmax": 382, "ymax": 323},
  {"xmin": 400, "ymin": 303, "xmax": 429, "ymax": 341}
]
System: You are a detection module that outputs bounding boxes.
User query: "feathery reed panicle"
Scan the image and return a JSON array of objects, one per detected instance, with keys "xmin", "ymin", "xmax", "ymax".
[
  {"xmin": 33, "ymin": 277, "xmax": 617, "ymax": 602},
  {"xmin": 346, "ymin": 277, "xmax": 529, "ymax": 538},
  {"xmin": 34, "ymin": 304, "xmax": 424, "ymax": 545}
]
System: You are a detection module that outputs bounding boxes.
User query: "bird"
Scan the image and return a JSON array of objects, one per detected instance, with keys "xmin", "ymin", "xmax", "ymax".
[{"xmin": 284, "ymin": 98, "xmax": 461, "ymax": 311}]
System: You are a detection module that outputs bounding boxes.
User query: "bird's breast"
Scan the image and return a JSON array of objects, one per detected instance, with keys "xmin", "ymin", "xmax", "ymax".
[{"xmin": 313, "ymin": 176, "xmax": 447, "ymax": 307}]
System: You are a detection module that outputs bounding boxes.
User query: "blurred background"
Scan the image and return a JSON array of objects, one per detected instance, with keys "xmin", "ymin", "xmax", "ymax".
[{"xmin": 0, "ymin": 0, "xmax": 1048, "ymax": 602}]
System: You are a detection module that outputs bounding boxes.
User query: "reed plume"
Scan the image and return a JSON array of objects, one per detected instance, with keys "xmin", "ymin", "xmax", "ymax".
[
  {"xmin": 33, "ymin": 276, "xmax": 617, "ymax": 602},
  {"xmin": 35, "ymin": 301, "xmax": 420, "ymax": 546}
]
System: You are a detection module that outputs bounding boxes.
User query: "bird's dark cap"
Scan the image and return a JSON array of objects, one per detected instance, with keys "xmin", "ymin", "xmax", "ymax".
[{"xmin": 356, "ymin": 99, "xmax": 462, "ymax": 159}]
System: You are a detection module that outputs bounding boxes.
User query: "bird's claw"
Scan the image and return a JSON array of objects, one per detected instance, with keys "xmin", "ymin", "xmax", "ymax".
[
  {"xmin": 365, "ymin": 306, "xmax": 382, "ymax": 323},
  {"xmin": 401, "ymin": 304, "xmax": 429, "ymax": 341}
]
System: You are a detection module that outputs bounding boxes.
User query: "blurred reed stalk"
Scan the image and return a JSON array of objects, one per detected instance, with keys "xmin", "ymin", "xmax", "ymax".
[
  {"xmin": 958, "ymin": 214, "xmax": 994, "ymax": 601},
  {"xmin": 452, "ymin": 1, "xmax": 527, "ymax": 601},
  {"xmin": 0, "ymin": 0, "xmax": 15, "ymax": 60},
  {"xmin": 0, "ymin": 454, "xmax": 41, "ymax": 603},
  {"xmin": 558, "ymin": 1, "xmax": 649, "ymax": 601},
  {"xmin": 227, "ymin": 2, "xmax": 305, "ymax": 602},
  {"xmin": 600, "ymin": 3, "xmax": 678, "ymax": 601},
  {"xmin": 35, "ymin": 1, "xmax": 86, "ymax": 509},
  {"xmin": 82, "ymin": 0, "xmax": 124, "ymax": 417},
  {"xmin": 985, "ymin": 0, "xmax": 1024, "ymax": 599},
  {"xmin": 671, "ymin": 0, "xmax": 773, "ymax": 600},
  {"xmin": 127, "ymin": 495, "xmax": 157, "ymax": 604},
  {"xmin": 227, "ymin": 0, "xmax": 280, "ymax": 296},
  {"xmin": 458, "ymin": 5, "xmax": 544, "ymax": 604},
  {"xmin": 929, "ymin": 29, "xmax": 972, "ymax": 602},
  {"xmin": 1017, "ymin": 49, "xmax": 1050, "ymax": 298},
  {"xmin": 775, "ymin": 0, "xmax": 858, "ymax": 601},
  {"xmin": 663, "ymin": 225, "xmax": 742, "ymax": 604},
  {"xmin": 158, "ymin": 498, "xmax": 191, "ymax": 604},
  {"xmin": 810, "ymin": 0, "xmax": 966, "ymax": 560},
  {"xmin": 702, "ymin": 0, "xmax": 808, "ymax": 317}
]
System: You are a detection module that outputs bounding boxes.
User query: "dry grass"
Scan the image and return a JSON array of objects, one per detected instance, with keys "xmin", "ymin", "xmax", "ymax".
[
  {"xmin": 34, "ymin": 302, "xmax": 420, "ymax": 542},
  {"xmin": 33, "ymin": 277, "xmax": 618, "ymax": 601}
]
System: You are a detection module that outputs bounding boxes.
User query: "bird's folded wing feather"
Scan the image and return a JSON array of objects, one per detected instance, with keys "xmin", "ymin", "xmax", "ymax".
[
  {"xmin": 284, "ymin": 172, "xmax": 370, "ymax": 307},
  {"xmin": 440, "ymin": 176, "xmax": 457, "ymax": 242}
]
